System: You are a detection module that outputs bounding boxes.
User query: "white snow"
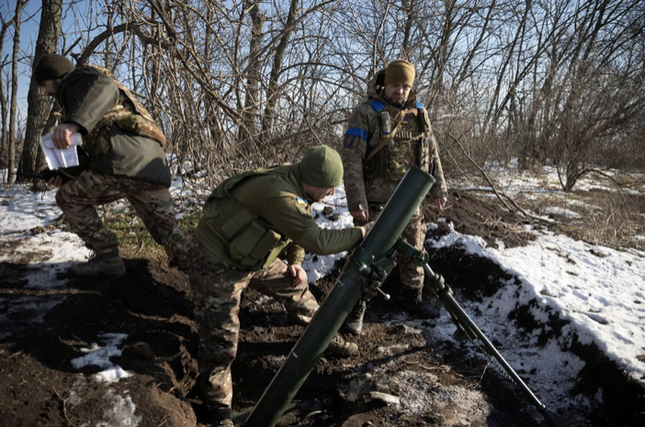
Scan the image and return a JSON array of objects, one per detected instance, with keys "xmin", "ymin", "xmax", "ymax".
[
  {"xmin": 426, "ymin": 224, "xmax": 645, "ymax": 414},
  {"xmin": 302, "ymin": 184, "xmax": 356, "ymax": 282},
  {"xmin": 70, "ymin": 333, "xmax": 133, "ymax": 383},
  {"xmin": 542, "ymin": 206, "xmax": 582, "ymax": 219},
  {"xmin": 96, "ymin": 389, "xmax": 142, "ymax": 427}
]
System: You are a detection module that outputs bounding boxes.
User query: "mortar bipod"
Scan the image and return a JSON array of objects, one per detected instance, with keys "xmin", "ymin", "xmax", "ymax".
[{"xmin": 421, "ymin": 263, "xmax": 566, "ymax": 427}]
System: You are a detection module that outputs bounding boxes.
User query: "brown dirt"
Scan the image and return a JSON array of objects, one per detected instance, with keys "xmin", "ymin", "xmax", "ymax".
[{"xmin": 1, "ymin": 190, "xmax": 643, "ymax": 427}]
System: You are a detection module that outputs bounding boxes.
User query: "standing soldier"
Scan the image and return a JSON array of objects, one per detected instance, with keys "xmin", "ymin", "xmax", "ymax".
[
  {"xmin": 188, "ymin": 146, "xmax": 371, "ymax": 427},
  {"xmin": 34, "ymin": 54, "xmax": 189, "ymax": 275},
  {"xmin": 342, "ymin": 59, "xmax": 448, "ymax": 334}
]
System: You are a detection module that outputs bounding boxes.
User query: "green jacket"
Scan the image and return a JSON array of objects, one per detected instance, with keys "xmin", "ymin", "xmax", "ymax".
[
  {"xmin": 57, "ymin": 67, "xmax": 171, "ymax": 186},
  {"xmin": 195, "ymin": 164, "xmax": 363, "ymax": 271}
]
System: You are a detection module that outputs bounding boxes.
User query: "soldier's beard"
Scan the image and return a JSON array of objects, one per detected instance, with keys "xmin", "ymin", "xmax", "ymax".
[{"xmin": 384, "ymin": 94, "xmax": 406, "ymax": 108}]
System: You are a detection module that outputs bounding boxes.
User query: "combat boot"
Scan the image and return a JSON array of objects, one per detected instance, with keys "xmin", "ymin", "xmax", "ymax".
[
  {"xmin": 400, "ymin": 287, "xmax": 440, "ymax": 319},
  {"xmin": 206, "ymin": 404, "xmax": 235, "ymax": 427},
  {"xmin": 69, "ymin": 252, "xmax": 126, "ymax": 277},
  {"xmin": 345, "ymin": 299, "xmax": 367, "ymax": 335},
  {"xmin": 212, "ymin": 419, "xmax": 234, "ymax": 427},
  {"xmin": 326, "ymin": 335, "xmax": 359, "ymax": 357},
  {"xmin": 207, "ymin": 407, "xmax": 234, "ymax": 427}
]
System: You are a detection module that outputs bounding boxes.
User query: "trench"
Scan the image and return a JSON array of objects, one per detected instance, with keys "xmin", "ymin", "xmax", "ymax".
[{"xmin": 425, "ymin": 245, "xmax": 645, "ymax": 427}]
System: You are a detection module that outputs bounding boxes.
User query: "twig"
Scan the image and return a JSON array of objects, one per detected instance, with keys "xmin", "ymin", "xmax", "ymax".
[
  {"xmin": 587, "ymin": 168, "xmax": 626, "ymax": 194},
  {"xmin": 136, "ymin": 239, "xmax": 146, "ymax": 255},
  {"xmin": 446, "ymin": 133, "xmax": 556, "ymax": 225},
  {"xmin": 53, "ymin": 386, "xmax": 77, "ymax": 427},
  {"xmin": 476, "ymin": 360, "xmax": 492, "ymax": 387}
]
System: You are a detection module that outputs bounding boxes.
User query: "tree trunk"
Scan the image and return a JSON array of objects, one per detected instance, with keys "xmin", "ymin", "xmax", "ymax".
[
  {"xmin": 400, "ymin": 0, "xmax": 415, "ymax": 60},
  {"xmin": 261, "ymin": 0, "xmax": 298, "ymax": 136},
  {"xmin": 7, "ymin": 0, "xmax": 25, "ymax": 185},
  {"xmin": 17, "ymin": 0, "xmax": 64, "ymax": 184},
  {"xmin": 238, "ymin": 0, "xmax": 265, "ymax": 143},
  {"xmin": 0, "ymin": 21, "xmax": 10, "ymax": 170}
]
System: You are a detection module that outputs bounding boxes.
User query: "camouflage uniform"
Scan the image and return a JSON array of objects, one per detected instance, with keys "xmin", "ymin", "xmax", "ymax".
[
  {"xmin": 188, "ymin": 239, "xmax": 318, "ymax": 410},
  {"xmin": 56, "ymin": 169, "xmax": 189, "ymax": 266},
  {"xmin": 53, "ymin": 65, "xmax": 189, "ymax": 268},
  {"xmin": 189, "ymin": 163, "xmax": 362, "ymax": 413},
  {"xmin": 342, "ymin": 76, "xmax": 447, "ymax": 294}
]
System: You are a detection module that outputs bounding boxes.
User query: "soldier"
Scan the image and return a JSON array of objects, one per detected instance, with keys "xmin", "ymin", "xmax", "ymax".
[
  {"xmin": 342, "ymin": 59, "xmax": 449, "ymax": 334},
  {"xmin": 34, "ymin": 54, "xmax": 189, "ymax": 276},
  {"xmin": 188, "ymin": 146, "xmax": 372, "ymax": 427}
]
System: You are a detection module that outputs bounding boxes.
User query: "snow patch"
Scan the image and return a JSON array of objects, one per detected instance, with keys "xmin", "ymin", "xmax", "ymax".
[
  {"xmin": 71, "ymin": 333, "xmax": 133, "ymax": 383},
  {"xmin": 96, "ymin": 389, "xmax": 142, "ymax": 427}
]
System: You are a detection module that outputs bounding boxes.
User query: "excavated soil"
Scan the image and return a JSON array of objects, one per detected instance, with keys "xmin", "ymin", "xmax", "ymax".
[{"xmin": 1, "ymin": 190, "xmax": 643, "ymax": 427}]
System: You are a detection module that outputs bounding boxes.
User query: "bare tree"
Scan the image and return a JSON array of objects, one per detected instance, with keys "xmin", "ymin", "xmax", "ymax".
[
  {"xmin": 533, "ymin": 0, "xmax": 645, "ymax": 190},
  {"xmin": 17, "ymin": 0, "xmax": 64, "ymax": 184},
  {"xmin": 0, "ymin": 16, "xmax": 11, "ymax": 170},
  {"xmin": 261, "ymin": 0, "xmax": 302, "ymax": 136},
  {"xmin": 7, "ymin": 0, "xmax": 26, "ymax": 184},
  {"xmin": 12, "ymin": 0, "xmax": 639, "ymax": 191},
  {"xmin": 238, "ymin": 0, "xmax": 265, "ymax": 143}
]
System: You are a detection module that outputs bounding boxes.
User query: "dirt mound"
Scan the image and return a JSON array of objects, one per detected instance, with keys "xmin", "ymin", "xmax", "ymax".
[
  {"xmin": 0, "ymin": 255, "xmax": 198, "ymax": 427},
  {"xmin": 424, "ymin": 190, "xmax": 535, "ymax": 249}
]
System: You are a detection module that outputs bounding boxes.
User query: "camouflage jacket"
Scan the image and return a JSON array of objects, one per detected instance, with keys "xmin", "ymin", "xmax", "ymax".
[
  {"xmin": 195, "ymin": 164, "xmax": 363, "ymax": 271},
  {"xmin": 341, "ymin": 90, "xmax": 448, "ymax": 212},
  {"xmin": 57, "ymin": 66, "xmax": 171, "ymax": 186}
]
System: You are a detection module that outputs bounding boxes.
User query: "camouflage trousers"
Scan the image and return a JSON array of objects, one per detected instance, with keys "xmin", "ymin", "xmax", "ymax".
[
  {"xmin": 187, "ymin": 238, "xmax": 318, "ymax": 412},
  {"xmin": 55, "ymin": 169, "xmax": 190, "ymax": 269},
  {"xmin": 362, "ymin": 203, "xmax": 426, "ymax": 295}
]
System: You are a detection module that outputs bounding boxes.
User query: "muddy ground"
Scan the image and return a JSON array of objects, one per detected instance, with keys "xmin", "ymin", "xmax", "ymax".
[{"xmin": 1, "ymin": 190, "xmax": 644, "ymax": 427}]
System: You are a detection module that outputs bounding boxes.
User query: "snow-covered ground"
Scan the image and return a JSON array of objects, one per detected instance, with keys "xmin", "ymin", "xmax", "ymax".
[
  {"xmin": 1, "ymin": 164, "xmax": 644, "ymax": 423},
  {"xmin": 425, "ymin": 225, "xmax": 645, "ymax": 416}
]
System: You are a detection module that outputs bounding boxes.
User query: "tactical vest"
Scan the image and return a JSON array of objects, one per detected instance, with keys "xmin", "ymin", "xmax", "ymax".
[
  {"xmin": 364, "ymin": 98, "xmax": 432, "ymax": 181},
  {"xmin": 62, "ymin": 65, "xmax": 167, "ymax": 157},
  {"xmin": 199, "ymin": 167, "xmax": 296, "ymax": 271}
]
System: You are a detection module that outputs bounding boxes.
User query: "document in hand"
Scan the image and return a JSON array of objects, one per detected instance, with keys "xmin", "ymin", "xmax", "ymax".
[{"xmin": 39, "ymin": 133, "xmax": 83, "ymax": 170}]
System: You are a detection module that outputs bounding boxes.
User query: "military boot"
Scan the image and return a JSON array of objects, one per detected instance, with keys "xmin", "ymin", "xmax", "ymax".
[
  {"xmin": 345, "ymin": 299, "xmax": 367, "ymax": 335},
  {"xmin": 400, "ymin": 287, "xmax": 440, "ymax": 319},
  {"xmin": 326, "ymin": 335, "xmax": 359, "ymax": 357},
  {"xmin": 207, "ymin": 407, "xmax": 234, "ymax": 427},
  {"xmin": 212, "ymin": 418, "xmax": 234, "ymax": 427},
  {"xmin": 69, "ymin": 252, "xmax": 126, "ymax": 277}
]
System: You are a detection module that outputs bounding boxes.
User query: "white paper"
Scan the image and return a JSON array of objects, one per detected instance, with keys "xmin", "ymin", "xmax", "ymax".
[{"xmin": 39, "ymin": 133, "xmax": 83, "ymax": 170}]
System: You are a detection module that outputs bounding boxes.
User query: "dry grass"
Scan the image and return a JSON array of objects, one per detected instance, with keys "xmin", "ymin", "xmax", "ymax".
[
  {"xmin": 517, "ymin": 182, "xmax": 645, "ymax": 251},
  {"xmin": 563, "ymin": 190, "xmax": 645, "ymax": 250}
]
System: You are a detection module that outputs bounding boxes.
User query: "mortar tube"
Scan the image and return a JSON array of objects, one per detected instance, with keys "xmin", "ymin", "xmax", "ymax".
[{"xmin": 243, "ymin": 166, "xmax": 435, "ymax": 427}]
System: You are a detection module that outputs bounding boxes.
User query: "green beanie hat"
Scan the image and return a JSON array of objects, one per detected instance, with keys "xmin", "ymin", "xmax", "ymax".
[
  {"xmin": 384, "ymin": 59, "xmax": 415, "ymax": 86},
  {"xmin": 299, "ymin": 146, "xmax": 344, "ymax": 188},
  {"xmin": 34, "ymin": 54, "xmax": 75, "ymax": 85}
]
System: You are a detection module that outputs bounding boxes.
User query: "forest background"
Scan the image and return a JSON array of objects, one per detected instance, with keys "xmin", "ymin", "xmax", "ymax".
[{"xmin": 0, "ymin": 0, "xmax": 644, "ymax": 194}]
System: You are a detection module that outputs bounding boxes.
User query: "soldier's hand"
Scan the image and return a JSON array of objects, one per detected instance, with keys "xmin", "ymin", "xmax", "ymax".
[
  {"xmin": 360, "ymin": 221, "xmax": 374, "ymax": 238},
  {"xmin": 436, "ymin": 196, "xmax": 448, "ymax": 211},
  {"xmin": 46, "ymin": 175, "xmax": 64, "ymax": 189},
  {"xmin": 52, "ymin": 122, "xmax": 81, "ymax": 149},
  {"xmin": 350, "ymin": 209, "xmax": 369, "ymax": 224},
  {"xmin": 288, "ymin": 264, "xmax": 308, "ymax": 286}
]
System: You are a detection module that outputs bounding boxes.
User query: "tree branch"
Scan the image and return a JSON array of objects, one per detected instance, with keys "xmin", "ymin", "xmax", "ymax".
[{"xmin": 446, "ymin": 132, "xmax": 555, "ymax": 225}]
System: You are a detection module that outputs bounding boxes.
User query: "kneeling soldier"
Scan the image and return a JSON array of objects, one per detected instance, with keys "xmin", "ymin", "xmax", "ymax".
[{"xmin": 188, "ymin": 146, "xmax": 371, "ymax": 427}]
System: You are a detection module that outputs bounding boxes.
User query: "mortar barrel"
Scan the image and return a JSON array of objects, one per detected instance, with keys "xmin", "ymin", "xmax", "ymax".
[{"xmin": 243, "ymin": 166, "xmax": 435, "ymax": 427}]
